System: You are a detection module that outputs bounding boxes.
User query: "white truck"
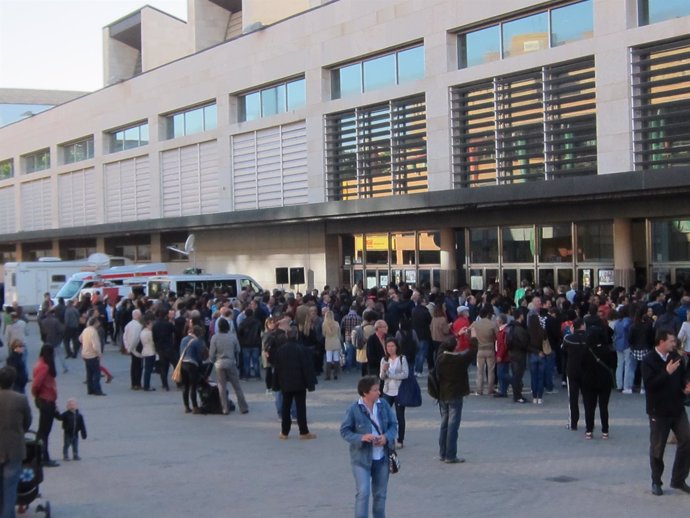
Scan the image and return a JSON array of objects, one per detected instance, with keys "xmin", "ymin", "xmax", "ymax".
[{"xmin": 3, "ymin": 254, "xmax": 131, "ymax": 313}]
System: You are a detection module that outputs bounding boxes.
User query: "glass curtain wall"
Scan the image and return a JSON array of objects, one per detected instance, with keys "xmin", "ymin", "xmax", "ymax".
[
  {"xmin": 342, "ymin": 231, "xmax": 441, "ymax": 290},
  {"xmin": 464, "ymin": 222, "xmax": 612, "ymax": 297}
]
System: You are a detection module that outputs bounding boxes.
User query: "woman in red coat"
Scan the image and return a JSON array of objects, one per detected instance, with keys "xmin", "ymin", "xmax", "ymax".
[{"xmin": 32, "ymin": 345, "xmax": 60, "ymax": 467}]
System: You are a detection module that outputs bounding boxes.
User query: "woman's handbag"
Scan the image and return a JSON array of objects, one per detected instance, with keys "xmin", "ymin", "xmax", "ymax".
[
  {"xmin": 388, "ymin": 449, "xmax": 400, "ymax": 474},
  {"xmin": 172, "ymin": 343, "xmax": 192, "ymax": 384},
  {"xmin": 397, "ymin": 369, "xmax": 422, "ymax": 407}
]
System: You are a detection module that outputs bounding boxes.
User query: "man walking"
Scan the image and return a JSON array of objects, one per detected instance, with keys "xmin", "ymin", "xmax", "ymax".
[
  {"xmin": 272, "ymin": 328, "xmax": 317, "ymax": 440},
  {"xmin": 642, "ymin": 330, "xmax": 690, "ymax": 496},
  {"xmin": 436, "ymin": 337, "xmax": 477, "ymax": 463},
  {"xmin": 123, "ymin": 309, "xmax": 144, "ymax": 390}
]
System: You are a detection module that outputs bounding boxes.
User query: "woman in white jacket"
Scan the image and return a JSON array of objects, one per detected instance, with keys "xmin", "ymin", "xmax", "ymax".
[
  {"xmin": 140, "ymin": 314, "xmax": 157, "ymax": 392},
  {"xmin": 379, "ymin": 337, "xmax": 409, "ymax": 448}
]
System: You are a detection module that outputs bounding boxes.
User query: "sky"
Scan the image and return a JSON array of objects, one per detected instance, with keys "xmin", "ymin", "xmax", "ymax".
[{"xmin": 0, "ymin": 0, "xmax": 188, "ymax": 92}]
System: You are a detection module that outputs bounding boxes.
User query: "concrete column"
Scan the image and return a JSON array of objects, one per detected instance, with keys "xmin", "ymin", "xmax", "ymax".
[
  {"xmin": 613, "ymin": 218, "xmax": 634, "ymax": 288},
  {"xmin": 150, "ymin": 233, "xmax": 162, "ymax": 262},
  {"xmin": 96, "ymin": 237, "xmax": 106, "ymax": 254},
  {"xmin": 51, "ymin": 239, "xmax": 60, "ymax": 257},
  {"xmin": 439, "ymin": 228, "xmax": 457, "ymax": 290}
]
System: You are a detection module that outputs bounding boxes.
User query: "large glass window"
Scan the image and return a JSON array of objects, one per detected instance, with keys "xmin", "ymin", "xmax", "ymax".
[
  {"xmin": 61, "ymin": 137, "xmax": 94, "ymax": 164},
  {"xmin": 458, "ymin": 25, "xmax": 500, "ymax": 68},
  {"xmin": 166, "ymin": 103, "xmax": 217, "ymax": 139},
  {"xmin": 652, "ymin": 220, "xmax": 690, "ymax": 262},
  {"xmin": 364, "ymin": 54, "xmax": 396, "ymax": 92},
  {"xmin": 538, "ymin": 224, "xmax": 572, "ymax": 262},
  {"xmin": 632, "ymin": 39, "xmax": 690, "ymax": 169},
  {"xmin": 325, "ymin": 95, "xmax": 427, "ymax": 200},
  {"xmin": 451, "ymin": 58, "xmax": 596, "ymax": 187},
  {"xmin": 331, "ymin": 44, "xmax": 424, "ymax": 99},
  {"xmin": 106, "ymin": 235, "xmax": 151, "ymax": 262},
  {"xmin": 23, "ymin": 148, "xmax": 50, "ymax": 173},
  {"xmin": 458, "ymin": 1, "xmax": 592, "ymax": 68},
  {"xmin": 503, "ymin": 227, "xmax": 535, "ymax": 263},
  {"xmin": 639, "ymin": 0, "xmax": 690, "ymax": 25},
  {"xmin": 239, "ymin": 78, "xmax": 305, "ymax": 122},
  {"xmin": 418, "ymin": 232, "xmax": 441, "ymax": 264},
  {"xmin": 0, "ymin": 159, "xmax": 13, "ymax": 180},
  {"xmin": 502, "ymin": 12, "xmax": 548, "ymax": 58},
  {"xmin": 577, "ymin": 222, "xmax": 613, "ymax": 262},
  {"xmin": 109, "ymin": 121, "xmax": 149, "ymax": 153},
  {"xmin": 470, "ymin": 227, "xmax": 498, "ymax": 263},
  {"xmin": 397, "ymin": 46, "xmax": 425, "ymax": 83},
  {"xmin": 551, "ymin": 1, "xmax": 594, "ymax": 47},
  {"xmin": 364, "ymin": 234, "xmax": 389, "ymax": 265}
]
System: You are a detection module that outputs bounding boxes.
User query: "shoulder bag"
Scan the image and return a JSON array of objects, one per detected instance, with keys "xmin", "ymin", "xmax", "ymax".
[
  {"xmin": 172, "ymin": 342, "xmax": 192, "ymax": 384},
  {"xmin": 397, "ymin": 360, "xmax": 422, "ymax": 407}
]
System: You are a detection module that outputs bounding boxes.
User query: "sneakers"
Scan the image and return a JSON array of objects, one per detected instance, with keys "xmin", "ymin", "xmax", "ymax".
[
  {"xmin": 585, "ymin": 432, "xmax": 593, "ymax": 440},
  {"xmin": 299, "ymin": 432, "xmax": 317, "ymax": 440},
  {"xmin": 514, "ymin": 398, "xmax": 527, "ymax": 404},
  {"xmin": 640, "ymin": 389, "xmax": 646, "ymax": 395},
  {"xmin": 444, "ymin": 458, "xmax": 465, "ymax": 464},
  {"xmin": 622, "ymin": 389, "xmax": 633, "ymax": 394},
  {"xmin": 279, "ymin": 434, "xmax": 289, "ymax": 440},
  {"xmin": 602, "ymin": 433, "xmax": 609, "ymax": 440},
  {"xmin": 73, "ymin": 455, "xmax": 81, "ymax": 461},
  {"xmin": 536, "ymin": 398, "xmax": 543, "ymax": 405}
]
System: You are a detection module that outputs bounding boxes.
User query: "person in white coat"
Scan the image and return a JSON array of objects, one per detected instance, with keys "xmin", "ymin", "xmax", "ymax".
[{"xmin": 123, "ymin": 310, "xmax": 143, "ymax": 390}]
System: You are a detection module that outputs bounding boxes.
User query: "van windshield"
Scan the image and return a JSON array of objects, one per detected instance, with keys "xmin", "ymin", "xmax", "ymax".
[
  {"xmin": 148, "ymin": 281, "xmax": 169, "ymax": 299},
  {"xmin": 55, "ymin": 280, "xmax": 82, "ymax": 299}
]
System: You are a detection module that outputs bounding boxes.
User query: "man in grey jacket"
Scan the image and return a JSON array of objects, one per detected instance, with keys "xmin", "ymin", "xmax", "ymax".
[{"xmin": 0, "ymin": 365, "xmax": 32, "ymax": 518}]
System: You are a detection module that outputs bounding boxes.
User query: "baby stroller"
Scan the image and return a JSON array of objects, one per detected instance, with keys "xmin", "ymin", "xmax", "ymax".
[
  {"xmin": 198, "ymin": 378, "xmax": 235, "ymax": 415},
  {"xmin": 16, "ymin": 431, "xmax": 51, "ymax": 516}
]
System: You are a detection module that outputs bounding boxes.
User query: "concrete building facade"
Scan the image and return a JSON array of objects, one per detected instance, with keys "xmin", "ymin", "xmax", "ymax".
[{"xmin": 0, "ymin": 0, "xmax": 689, "ymax": 294}]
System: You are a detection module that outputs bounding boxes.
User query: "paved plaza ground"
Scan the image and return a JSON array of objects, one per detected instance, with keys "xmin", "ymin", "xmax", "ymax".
[{"xmin": 7, "ymin": 321, "xmax": 688, "ymax": 517}]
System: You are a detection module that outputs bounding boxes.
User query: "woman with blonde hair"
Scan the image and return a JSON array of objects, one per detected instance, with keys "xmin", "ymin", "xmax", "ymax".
[{"xmin": 322, "ymin": 309, "xmax": 342, "ymax": 380}]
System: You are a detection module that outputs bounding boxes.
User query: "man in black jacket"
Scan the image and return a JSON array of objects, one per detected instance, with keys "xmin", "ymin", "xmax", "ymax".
[
  {"xmin": 507, "ymin": 309, "xmax": 529, "ymax": 404},
  {"xmin": 562, "ymin": 319, "xmax": 587, "ymax": 431},
  {"xmin": 153, "ymin": 308, "xmax": 177, "ymax": 391},
  {"xmin": 436, "ymin": 337, "xmax": 477, "ymax": 464},
  {"xmin": 642, "ymin": 330, "xmax": 690, "ymax": 496},
  {"xmin": 272, "ymin": 328, "xmax": 316, "ymax": 440}
]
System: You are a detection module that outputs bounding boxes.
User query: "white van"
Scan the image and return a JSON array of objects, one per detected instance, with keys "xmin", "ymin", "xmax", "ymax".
[{"xmin": 147, "ymin": 274, "xmax": 262, "ymax": 300}]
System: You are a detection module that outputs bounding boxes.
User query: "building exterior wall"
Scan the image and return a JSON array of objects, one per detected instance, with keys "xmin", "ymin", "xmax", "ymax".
[{"xmin": 1, "ymin": 0, "xmax": 690, "ymax": 291}]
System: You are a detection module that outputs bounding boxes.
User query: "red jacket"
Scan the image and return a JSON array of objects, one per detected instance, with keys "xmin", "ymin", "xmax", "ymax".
[
  {"xmin": 452, "ymin": 316, "xmax": 471, "ymax": 352},
  {"xmin": 31, "ymin": 358, "xmax": 57, "ymax": 402},
  {"xmin": 496, "ymin": 326, "xmax": 509, "ymax": 363}
]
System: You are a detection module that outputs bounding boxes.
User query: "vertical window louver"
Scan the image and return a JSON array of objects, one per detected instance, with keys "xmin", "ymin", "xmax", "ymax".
[
  {"xmin": 451, "ymin": 58, "xmax": 596, "ymax": 187},
  {"xmin": 325, "ymin": 95, "xmax": 427, "ymax": 200},
  {"xmin": 632, "ymin": 39, "xmax": 690, "ymax": 169}
]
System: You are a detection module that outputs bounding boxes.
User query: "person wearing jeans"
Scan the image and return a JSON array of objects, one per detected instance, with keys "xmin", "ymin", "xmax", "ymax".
[
  {"xmin": 340, "ymin": 376, "xmax": 397, "ymax": 518},
  {"xmin": 140, "ymin": 317, "xmax": 157, "ymax": 391},
  {"xmin": 81, "ymin": 317, "xmax": 105, "ymax": 396},
  {"xmin": 436, "ymin": 337, "xmax": 476, "ymax": 463},
  {"xmin": 527, "ymin": 314, "xmax": 546, "ymax": 404}
]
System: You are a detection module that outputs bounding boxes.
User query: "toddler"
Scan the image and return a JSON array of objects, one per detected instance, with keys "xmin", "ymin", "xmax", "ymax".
[{"xmin": 58, "ymin": 398, "xmax": 87, "ymax": 461}]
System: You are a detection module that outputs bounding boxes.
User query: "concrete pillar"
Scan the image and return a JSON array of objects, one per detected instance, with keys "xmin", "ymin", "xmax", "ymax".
[
  {"xmin": 96, "ymin": 237, "xmax": 105, "ymax": 254},
  {"xmin": 613, "ymin": 218, "xmax": 634, "ymax": 288},
  {"xmin": 150, "ymin": 233, "xmax": 162, "ymax": 262},
  {"xmin": 439, "ymin": 228, "xmax": 457, "ymax": 290},
  {"xmin": 51, "ymin": 239, "xmax": 60, "ymax": 258},
  {"xmin": 324, "ymin": 233, "xmax": 340, "ymax": 289}
]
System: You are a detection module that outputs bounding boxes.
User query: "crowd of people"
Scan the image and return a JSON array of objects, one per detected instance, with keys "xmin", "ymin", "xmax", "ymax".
[{"xmin": 2, "ymin": 277, "xmax": 690, "ymax": 517}]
